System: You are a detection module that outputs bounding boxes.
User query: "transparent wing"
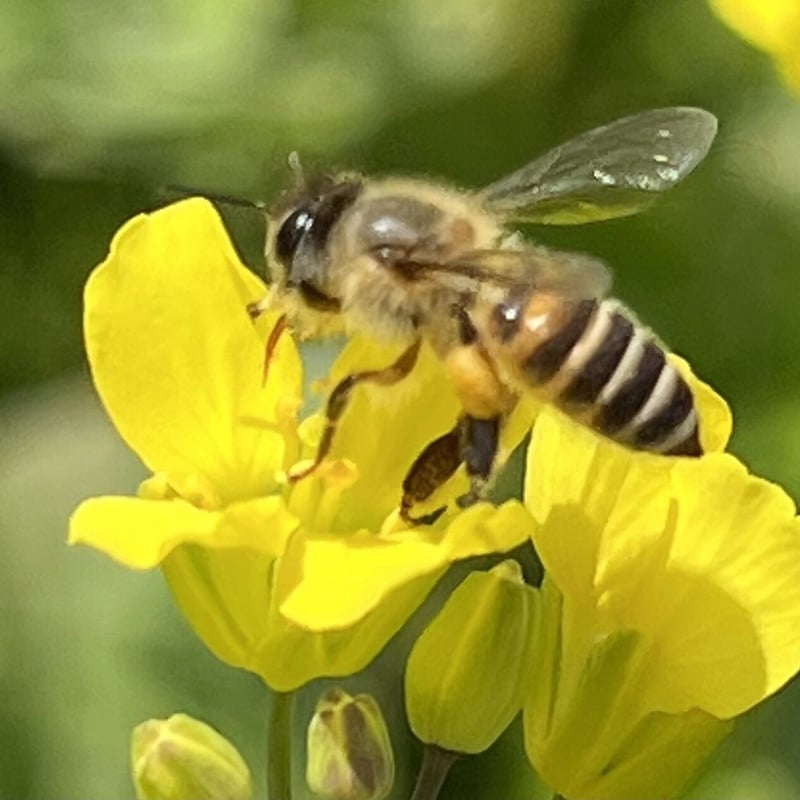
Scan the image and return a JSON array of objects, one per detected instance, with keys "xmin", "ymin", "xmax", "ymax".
[
  {"xmin": 419, "ymin": 246, "xmax": 612, "ymax": 299},
  {"xmin": 479, "ymin": 107, "xmax": 717, "ymax": 225}
]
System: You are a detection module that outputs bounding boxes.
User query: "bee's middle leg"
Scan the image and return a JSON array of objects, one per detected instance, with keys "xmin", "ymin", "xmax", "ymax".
[
  {"xmin": 457, "ymin": 414, "xmax": 501, "ymax": 509},
  {"xmin": 289, "ymin": 338, "xmax": 422, "ymax": 482}
]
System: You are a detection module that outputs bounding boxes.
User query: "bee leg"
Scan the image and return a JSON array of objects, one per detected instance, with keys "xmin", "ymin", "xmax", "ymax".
[
  {"xmin": 399, "ymin": 412, "xmax": 502, "ymax": 523},
  {"xmin": 289, "ymin": 338, "xmax": 422, "ymax": 482},
  {"xmin": 457, "ymin": 414, "xmax": 501, "ymax": 509},
  {"xmin": 260, "ymin": 313, "xmax": 288, "ymax": 383},
  {"xmin": 400, "ymin": 422, "xmax": 464, "ymax": 525}
]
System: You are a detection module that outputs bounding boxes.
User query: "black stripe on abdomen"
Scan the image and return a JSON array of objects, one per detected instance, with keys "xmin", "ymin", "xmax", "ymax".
[
  {"xmin": 664, "ymin": 425, "xmax": 703, "ymax": 457},
  {"xmin": 633, "ymin": 375, "xmax": 694, "ymax": 447},
  {"xmin": 595, "ymin": 341, "xmax": 665, "ymax": 435},
  {"xmin": 523, "ymin": 299, "xmax": 597, "ymax": 384},
  {"xmin": 560, "ymin": 311, "xmax": 634, "ymax": 405}
]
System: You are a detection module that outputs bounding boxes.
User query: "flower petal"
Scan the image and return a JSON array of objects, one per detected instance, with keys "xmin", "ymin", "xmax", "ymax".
[
  {"xmin": 527, "ymin": 408, "xmax": 800, "ymax": 719},
  {"xmin": 84, "ymin": 199, "xmax": 302, "ymax": 502},
  {"xmin": 257, "ymin": 568, "xmax": 447, "ymax": 690},
  {"xmin": 69, "ymin": 496, "xmax": 221, "ymax": 568},
  {"xmin": 710, "ymin": 0, "xmax": 800, "ymax": 55},
  {"xmin": 275, "ymin": 501, "xmax": 533, "ymax": 632},
  {"xmin": 275, "ymin": 528, "xmax": 446, "ymax": 630},
  {"xmin": 637, "ymin": 454, "xmax": 800, "ymax": 717},
  {"xmin": 164, "ymin": 538, "xmax": 444, "ymax": 690},
  {"xmin": 163, "ymin": 545, "xmax": 279, "ymax": 674},
  {"xmin": 670, "ymin": 354, "xmax": 732, "ymax": 452},
  {"xmin": 69, "ymin": 494, "xmax": 298, "ymax": 569},
  {"xmin": 440, "ymin": 500, "xmax": 535, "ymax": 560},
  {"xmin": 526, "ymin": 409, "xmax": 676, "ymax": 610}
]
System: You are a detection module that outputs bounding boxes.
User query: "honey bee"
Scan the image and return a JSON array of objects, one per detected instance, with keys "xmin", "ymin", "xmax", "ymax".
[{"xmin": 245, "ymin": 107, "xmax": 718, "ymax": 521}]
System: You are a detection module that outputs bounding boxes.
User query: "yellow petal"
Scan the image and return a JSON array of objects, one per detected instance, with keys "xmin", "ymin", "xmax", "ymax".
[
  {"xmin": 524, "ymin": 580, "xmax": 734, "ymax": 800},
  {"xmin": 69, "ymin": 494, "xmax": 298, "ymax": 569},
  {"xmin": 70, "ymin": 496, "xmax": 221, "ymax": 568},
  {"xmin": 526, "ymin": 409, "xmax": 676, "ymax": 611},
  {"xmin": 84, "ymin": 199, "xmax": 302, "ymax": 503},
  {"xmin": 439, "ymin": 500, "xmax": 535, "ymax": 560},
  {"xmin": 275, "ymin": 528, "xmax": 446, "ymax": 630},
  {"xmin": 164, "ymin": 536, "xmax": 443, "ymax": 690},
  {"xmin": 635, "ymin": 454, "xmax": 800, "ymax": 717},
  {"xmin": 710, "ymin": 0, "xmax": 800, "ymax": 55},
  {"xmin": 580, "ymin": 709, "xmax": 732, "ymax": 800},
  {"xmin": 257, "ymin": 568, "xmax": 446, "ymax": 690},
  {"xmin": 163, "ymin": 544, "xmax": 279, "ymax": 673},
  {"xmin": 276, "ymin": 500, "xmax": 532, "ymax": 632},
  {"xmin": 670, "ymin": 354, "xmax": 732, "ymax": 452},
  {"xmin": 527, "ymin": 408, "xmax": 800, "ymax": 719}
]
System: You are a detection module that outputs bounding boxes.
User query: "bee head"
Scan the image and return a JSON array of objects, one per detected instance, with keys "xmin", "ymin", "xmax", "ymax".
[{"xmin": 267, "ymin": 172, "xmax": 362, "ymax": 312}]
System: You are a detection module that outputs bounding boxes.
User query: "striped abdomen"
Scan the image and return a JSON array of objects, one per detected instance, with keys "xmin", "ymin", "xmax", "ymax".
[{"xmin": 485, "ymin": 291, "xmax": 702, "ymax": 456}]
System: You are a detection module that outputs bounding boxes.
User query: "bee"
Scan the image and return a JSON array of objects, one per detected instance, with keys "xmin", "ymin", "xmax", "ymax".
[{"xmin": 245, "ymin": 107, "xmax": 718, "ymax": 521}]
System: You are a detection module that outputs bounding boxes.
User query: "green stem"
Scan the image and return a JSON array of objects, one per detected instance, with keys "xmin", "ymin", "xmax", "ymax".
[
  {"xmin": 267, "ymin": 691, "xmax": 294, "ymax": 800},
  {"xmin": 409, "ymin": 744, "xmax": 459, "ymax": 800}
]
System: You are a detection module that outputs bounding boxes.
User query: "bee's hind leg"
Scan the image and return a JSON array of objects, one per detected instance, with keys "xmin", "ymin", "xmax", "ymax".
[
  {"xmin": 399, "ymin": 413, "xmax": 501, "ymax": 524},
  {"xmin": 289, "ymin": 338, "xmax": 422, "ymax": 483},
  {"xmin": 400, "ymin": 422, "xmax": 464, "ymax": 524}
]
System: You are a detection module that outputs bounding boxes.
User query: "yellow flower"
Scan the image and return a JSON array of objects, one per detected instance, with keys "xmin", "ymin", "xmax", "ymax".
[
  {"xmin": 68, "ymin": 199, "xmax": 533, "ymax": 690},
  {"xmin": 523, "ymin": 406, "xmax": 800, "ymax": 800},
  {"xmin": 710, "ymin": 0, "xmax": 800, "ymax": 93}
]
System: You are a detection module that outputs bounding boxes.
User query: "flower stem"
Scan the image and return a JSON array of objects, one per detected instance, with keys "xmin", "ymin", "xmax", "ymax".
[
  {"xmin": 267, "ymin": 690, "xmax": 294, "ymax": 800},
  {"xmin": 409, "ymin": 744, "xmax": 459, "ymax": 800}
]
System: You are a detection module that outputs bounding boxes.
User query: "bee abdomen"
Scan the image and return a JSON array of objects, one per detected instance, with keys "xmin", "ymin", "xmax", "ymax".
[{"xmin": 494, "ymin": 294, "xmax": 702, "ymax": 457}]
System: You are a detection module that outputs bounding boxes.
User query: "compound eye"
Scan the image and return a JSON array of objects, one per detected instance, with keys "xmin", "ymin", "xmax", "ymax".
[{"xmin": 274, "ymin": 206, "xmax": 314, "ymax": 267}]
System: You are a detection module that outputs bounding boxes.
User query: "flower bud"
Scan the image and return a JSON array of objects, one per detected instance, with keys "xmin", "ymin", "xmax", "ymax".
[
  {"xmin": 131, "ymin": 713, "xmax": 252, "ymax": 800},
  {"xmin": 405, "ymin": 559, "xmax": 538, "ymax": 754},
  {"xmin": 306, "ymin": 687, "xmax": 394, "ymax": 800}
]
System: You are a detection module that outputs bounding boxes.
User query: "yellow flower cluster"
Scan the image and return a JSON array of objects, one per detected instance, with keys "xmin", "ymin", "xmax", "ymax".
[
  {"xmin": 69, "ymin": 199, "xmax": 531, "ymax": 691},
  {"xmin": 71, "ymin": 199, "xmax": 800, "ymax": 799},
  {"xmin": 710, "ymin": 0, "xmax": 800, "ymax": 94}
]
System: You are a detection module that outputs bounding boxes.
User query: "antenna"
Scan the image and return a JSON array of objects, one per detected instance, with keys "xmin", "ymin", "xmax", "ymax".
[
  {"xmin": 287, "ymin": 151, "xmax": 304, "ymax": 187},
  {"xmin": 162, "ymin": 185, "xmax": 267, "ymax": 211}
]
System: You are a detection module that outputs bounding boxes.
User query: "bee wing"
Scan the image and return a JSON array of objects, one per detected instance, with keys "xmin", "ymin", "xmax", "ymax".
[
  {"xmin": 423, "ymin": 246, "xmax": 612, "ymax": 299},
  {"xmin": 479, "ymin": 107, "xmax": 717, "ymax": 225}
]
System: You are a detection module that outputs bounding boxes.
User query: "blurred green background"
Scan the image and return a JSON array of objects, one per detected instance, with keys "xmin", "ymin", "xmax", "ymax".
[{"xmin": 2, "ymin": 0, "xmax": 800, "ymax": 797}]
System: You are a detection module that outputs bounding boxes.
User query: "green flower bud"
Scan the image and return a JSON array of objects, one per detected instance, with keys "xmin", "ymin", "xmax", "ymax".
[
  {"xmin": 131, "ymin": 713, "xmax": 252, "ymax": 800},
  {"xmin": 306, "ymin": 687, "xmax": 395, "ymax": 800},
  {"xmin": 405, "ymin": 559, "xmax": 538, "ymax": 754}
]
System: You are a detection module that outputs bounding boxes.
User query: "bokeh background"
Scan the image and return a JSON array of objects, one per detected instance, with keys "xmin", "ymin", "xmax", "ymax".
[{"xmin": 2, "ymin": 1, "xmax": 800, "ymax": 798}]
